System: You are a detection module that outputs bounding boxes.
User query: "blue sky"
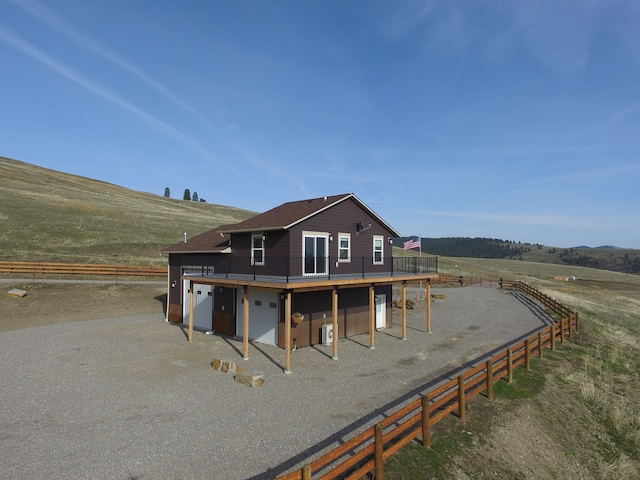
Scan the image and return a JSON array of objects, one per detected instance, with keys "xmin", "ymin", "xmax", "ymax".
[{"xmin": 1, "ymin": 1, "xmax": 639, "ymax": 248}]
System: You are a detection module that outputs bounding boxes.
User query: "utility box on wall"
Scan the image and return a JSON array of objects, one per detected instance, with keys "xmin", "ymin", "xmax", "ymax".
[{"xmin": 321, "ymin": 324, "xmax": 336, "ymax": 345}]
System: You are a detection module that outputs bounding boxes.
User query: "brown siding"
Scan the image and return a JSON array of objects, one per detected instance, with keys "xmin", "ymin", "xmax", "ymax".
[
  {"xmin": 288, "ymin": 198, "xmax": 395, "ymax": 274},
  {"xmin": 277, "ymin": 285, "xmax": 393, "ymax": 348},
  {"xmin": 229, "ymin": 231, "xmax": 290, "ymax": 276}
]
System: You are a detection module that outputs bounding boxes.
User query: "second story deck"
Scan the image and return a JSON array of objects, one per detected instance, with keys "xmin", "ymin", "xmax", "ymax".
[{"xmin": 182, "ymin": 255, "xmax": 438, "ymax": 289}]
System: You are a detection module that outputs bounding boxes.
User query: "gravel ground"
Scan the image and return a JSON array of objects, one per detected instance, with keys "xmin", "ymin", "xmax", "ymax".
[{"xmin": 0, "ymin": 286, "xmax": 554, "ymax": 480}]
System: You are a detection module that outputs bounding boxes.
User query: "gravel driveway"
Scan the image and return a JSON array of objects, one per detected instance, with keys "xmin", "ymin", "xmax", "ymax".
[{"xmin": 0, "ymin": 286, "xmax": 554, "ymax": 479}]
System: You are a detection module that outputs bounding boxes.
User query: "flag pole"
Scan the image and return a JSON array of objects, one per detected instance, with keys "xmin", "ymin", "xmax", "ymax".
[{"xmin": 418, "ymin": 234, "xmax": 422, "ymax": 294}]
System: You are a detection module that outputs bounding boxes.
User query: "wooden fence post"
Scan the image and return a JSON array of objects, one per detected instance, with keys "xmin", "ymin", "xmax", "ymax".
[
  {"xmin": 551, "ymin": 324, "xmax": 556, "ymax": 351},
  {"xmin": 422, "ymin": 395, "xmax": 431, "ymax": 448},
  {"xmin": 569, "ymin": 313, "xmax": 574, "ymax": 338},
  {"xmin": 486, "ymin": 360, "xmax": 494, "ymax": 400},
  {"xmin": 538, "ymin": 331, "xmax": 544, "ymax": 359},
  {"xmin": 507, "ymin": 348, "xmax": 513, "ymax": 383},
  {"xmin": 302, "ymin": 463, "xmax": 312, "ymax": 480},
  {"xmin": 575, "ymin": 311, "xmax": 580, "ymax": 333},
  {"xmin": 375, "ymin": 423, "xmax": 384, "ymax": 480},
  {"xmin": 458, "ymin": 375, "xmax": 466, "ymax": 422},
  {"xmin": 525, "ymin": 339, "xmax": 531, "ymax": 370},
  {"xmin": 560, "ymin": 318, "xmax": 565, "ymax": 344}
]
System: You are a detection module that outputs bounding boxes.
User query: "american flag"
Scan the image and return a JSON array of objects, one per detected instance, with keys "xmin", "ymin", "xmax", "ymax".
[{"xmin": 403, "ymin": 237, "xmax": 420, "ymax": 250}]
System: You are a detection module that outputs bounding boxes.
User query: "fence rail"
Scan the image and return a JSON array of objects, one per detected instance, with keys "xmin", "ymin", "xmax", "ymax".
[
  {"xmin": 0, "ymin": 261, "xmax": 166, "ymax": 278},
  {"xmin": 277, "ymin": 281, "xmax": 579, "ymax": 480}
]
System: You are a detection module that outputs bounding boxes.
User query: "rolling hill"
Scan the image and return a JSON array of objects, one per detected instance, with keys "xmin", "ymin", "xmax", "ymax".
[
  {"xmin": 0, "ymin": 156, "xmax": 256, "ymax": 264},
  {"xmin": 396, "ymin": 237, "xmax": 640, "ymax": 275}
]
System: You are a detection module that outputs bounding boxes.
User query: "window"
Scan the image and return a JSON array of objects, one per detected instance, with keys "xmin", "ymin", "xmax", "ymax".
[
  {"xmin": 338, "ymin": 233, "xmax": 351, "ymax": 262},
  {"xmin": 373, "ymin": 235, "xmax": 384, "ymax": 265},
  {"xmin": 303, "ymin": 232, "xmax": 329, "ymax": 275},
  {"xmin": 251, "ymin": 234, "xmax": 265, "ymax": 265}
]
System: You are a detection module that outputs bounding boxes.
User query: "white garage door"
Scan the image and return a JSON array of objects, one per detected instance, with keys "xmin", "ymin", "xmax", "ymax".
[
  {"xmin": 236, "ymin": 289, "xmax": 279, "ymax": 345},
  {"xmin": 183, "ymin": 281, "xmax": 213, "ymax": 331}
]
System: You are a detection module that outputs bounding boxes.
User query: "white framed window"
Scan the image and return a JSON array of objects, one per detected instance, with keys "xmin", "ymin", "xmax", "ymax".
[
  {"xmin": 338, "ymin": 233, "xmax": 351, "ymax": 262},
  {"xmin": 373, "ymin": 235, "xmax": 384, "ymax": 265},
  {"xmin": 251, "ymin": 234, "xmax": 265, "ymax": 265},
  {"xmin": 303, "ymin": 231, "xmax": 329, "ymax": 275}
]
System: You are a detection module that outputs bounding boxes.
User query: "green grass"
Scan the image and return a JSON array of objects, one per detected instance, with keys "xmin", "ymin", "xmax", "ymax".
[{"xmin": 0, "ymin": 156, "xmax": 256, "ymax": 264}]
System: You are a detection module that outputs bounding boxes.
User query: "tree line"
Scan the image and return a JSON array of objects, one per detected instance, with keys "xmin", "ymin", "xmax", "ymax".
[
  {"xmin": 163, "ymin": 187, "xmax": 206, "ymax": 203},
  {"xmin": 403, "ymin": 237, "xmax": 533, "ymax": 259}
]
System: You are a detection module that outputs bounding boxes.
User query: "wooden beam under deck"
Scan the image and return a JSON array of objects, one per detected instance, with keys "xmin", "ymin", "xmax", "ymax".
[{"xmin": 179, "ymin": 273, "xmax": 438, "ymax": 292}]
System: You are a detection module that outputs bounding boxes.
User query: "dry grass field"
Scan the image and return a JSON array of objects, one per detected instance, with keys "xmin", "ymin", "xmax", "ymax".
[
  {"xmin": 0, "ymin": 156, "xmax": 255, "ymax": 264},
  {"xmin": 2, "ymin": 156, "xmax": 639, "ymax": 478}
]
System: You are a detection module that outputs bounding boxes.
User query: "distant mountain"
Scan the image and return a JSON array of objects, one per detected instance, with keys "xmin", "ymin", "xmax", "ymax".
[{"xmin": 575, "ymin": 245, "xmax": 620, "ymax": 249}]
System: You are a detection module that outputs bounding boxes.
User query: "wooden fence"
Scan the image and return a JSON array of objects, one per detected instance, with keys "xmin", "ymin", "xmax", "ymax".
[
  {"xmin": 277, "ymin": 282, "xmax": 579, "ymax": 480},
  {"xmin": 432, "ymin": 275, "xmax": 501, "ymax": 287},
  {"xmin": 0, "ymin": 261, "xmax": 166, "ymax": 278}
]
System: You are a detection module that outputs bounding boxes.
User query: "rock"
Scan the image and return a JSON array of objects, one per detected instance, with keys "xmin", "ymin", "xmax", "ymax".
[
  {"xmin": 211, "ymin": 358, "xmax": 245, "ymax": 375},
  {"xmin": 393, "ymin": 299, "xmax": 416, "ymax": 309},
  {"xmin": 235, "ymin": 372, "xmax": 265, "ymax": 388},
  {"xmin": 7, "ymin": 289, "xmax": 27, "ymax": 298}
]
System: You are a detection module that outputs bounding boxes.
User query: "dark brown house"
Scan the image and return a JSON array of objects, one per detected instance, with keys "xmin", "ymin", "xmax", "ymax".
[{"xmin": 163, "ymin": 193, "xmax": 437, "ymax": 372}]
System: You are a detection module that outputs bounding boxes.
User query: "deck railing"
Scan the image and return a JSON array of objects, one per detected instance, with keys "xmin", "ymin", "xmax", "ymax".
[{"xmin": 187, "ymin": 255, "xmax": 438, "ymax": 282}]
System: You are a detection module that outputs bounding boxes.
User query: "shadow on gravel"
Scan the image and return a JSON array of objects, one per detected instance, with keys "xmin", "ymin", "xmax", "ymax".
[
  {"xmin": 249, "ymin": 322, "xmax": 554, "ymax": 480},
  {"xmin": 509, "ymin": 290, "xmax": 557, "ymax": 326}
]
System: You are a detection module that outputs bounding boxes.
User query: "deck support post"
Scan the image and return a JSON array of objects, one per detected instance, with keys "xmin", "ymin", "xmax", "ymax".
[
  {"xmin": 243, "ymin": 286, "xmax": 250, "ymax": 360},
  {"xmin": 369, "ymin": 285, "xmax": 375, "ymax": 349},
  {"xmin": 332, "ymin": 287, "xmax": 338, "ymax": 360},
  {"xmin": 284, "ymin": 290, "xmax": 292, "ymax": 373},
  {"xmin": 426, "ymin": 280, "xmax": 431, "ymax": 333},
  {"xmin": 401, "ymin": 281, "xmax": 407, "ymax": 340},
  {"xmin": 188, "ymin": 280, "xmax": 194, "ymax": 343}
]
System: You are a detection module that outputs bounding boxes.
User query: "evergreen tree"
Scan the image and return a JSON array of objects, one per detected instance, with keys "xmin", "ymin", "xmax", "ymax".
[
  {"xmin": 183, "ymin": 189, "xmax": 191, "ymax": 201},
  {"xmin": 192, "ymin": 191, "xmax": 199, "ymax": 202},
  {"xmin": 164, "ymin": 187, "xmax": 170, "ymax": 198}
]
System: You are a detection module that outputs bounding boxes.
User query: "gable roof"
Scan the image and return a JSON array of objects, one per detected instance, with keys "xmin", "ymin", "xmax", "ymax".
[
  {"xmin": 162, "ymin": 226, "xmax": 231, "ymax": 254},
  {"xmin": 219, "ymin": 193, "xmax": 401, "ymax": 236},
  {"xmin": 162, "ymin": 193, "xmax": 400, "ymax": 254}
]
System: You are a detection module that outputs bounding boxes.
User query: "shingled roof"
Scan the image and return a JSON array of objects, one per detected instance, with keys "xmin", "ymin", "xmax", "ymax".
[
  {"xmin": 161, "ymin": 226, "xmax": 231, "ymax": 254},
  {"xmin": 162, "ymin": 193, "xmax": 400, "ymax": 253},
  {"xmin": 219, "ymin": 193, "xmax": 400, "ymax": 236}
]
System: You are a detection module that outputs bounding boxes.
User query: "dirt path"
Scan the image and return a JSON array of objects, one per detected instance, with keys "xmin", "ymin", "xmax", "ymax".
[{"xmin": 0, "ymin": 281, "xmax": 166, "ymax": 331}]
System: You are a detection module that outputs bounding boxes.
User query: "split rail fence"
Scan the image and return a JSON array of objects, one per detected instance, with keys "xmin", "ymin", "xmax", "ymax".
[
  {"xmin": 0, "ymin": 261, "xmax": 165, "ymax": 278},
  {"xmin": 277, "ymin": 281, "xmax": 579, "ymax": 480}
]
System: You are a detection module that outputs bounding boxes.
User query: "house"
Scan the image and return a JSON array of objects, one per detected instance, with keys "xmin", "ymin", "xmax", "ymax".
[{"xmin": 162, "ymin": 193, "xmax": 438, "ymax": 372}]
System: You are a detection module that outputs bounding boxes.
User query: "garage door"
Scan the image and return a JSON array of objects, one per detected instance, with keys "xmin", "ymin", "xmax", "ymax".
[
  {"xmin": 183, "ymin": 281, "xmax": 213, "ymax": 331},
  {"xmin": 235, "ymin": 289, "xmax": 279, "ymax": 345}
]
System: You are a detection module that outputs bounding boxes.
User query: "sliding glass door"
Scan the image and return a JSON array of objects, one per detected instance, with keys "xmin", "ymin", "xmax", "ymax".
[{"xmin": 303, "ymin": 233, "xmax": 328, "ymax": 276}]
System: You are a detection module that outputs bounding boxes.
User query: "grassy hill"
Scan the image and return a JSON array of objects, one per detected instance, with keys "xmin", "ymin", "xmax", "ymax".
[
  {"xmin": 399, "ymin": 237, "xmax": 640, "ymax": 275},
  {"xmin": 0, "ymin": 156, "xmax": 256, "ymax": 264}
]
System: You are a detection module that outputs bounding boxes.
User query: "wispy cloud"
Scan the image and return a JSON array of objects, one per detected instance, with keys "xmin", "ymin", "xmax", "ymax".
[
  {"xmin": 10, "ymin": 0, "xmax": 274, "ymax": 174},
  {"xmin": 0, "ymin": 23, "xmax": 244, "ymax": 176}
]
